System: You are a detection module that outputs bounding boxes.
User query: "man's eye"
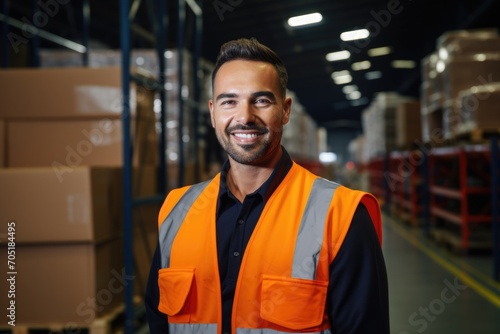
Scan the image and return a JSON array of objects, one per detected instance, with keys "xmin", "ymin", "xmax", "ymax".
[
  {"xmin": 221, "ymin": 100, "xmax": 236, "ymax": 106},
  {"xmin": 255, "ymin": 99, "xmax": 271, "ymax": 105}
]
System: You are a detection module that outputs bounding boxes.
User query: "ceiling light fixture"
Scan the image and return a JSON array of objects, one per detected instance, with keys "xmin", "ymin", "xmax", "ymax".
[
  {"xmin": 340, "ymin": 29, "xmax": 369, "ymax": 41},
  {"xmin": 351, "ymin": 60, "xmax": 371, "ymax": 71},
  {"xmin": 392, "ymin": 60, "xmax": 416, "ymax": 69},
  {"xmin": 346, "ymin": 91, "xmax": 362, "ymax": 100},
  {"xmin": 368, "ymin": 46, "xmax": 392, "ymax": 57},
  {"xmin": 326, "ymin": 50, "xmax": 350, "ymax": 61},
  {"xmin": 333, "ymin": 75, "xmax": 353, "ymax": 85},
  {"xmin": 342, "ymin": 85, "xmax": 358, "ymax": 94},
  {"xmin": 319, "ymin": 152, "xmax": 337, "ymax": 163},
  {"xmin": 365, "ymin": 71, "xmax": 383, "ymax": 80},
  {"xmin": 287, "ymin": 12, "xmax": 323, "ymax": 27},
  {"xmin": 350, "ymin": 97, "xmax": 369, "ymax": 107},
  {"xmin": 331, "ymin": 70, "xmax": 350, "ymax": 79}
]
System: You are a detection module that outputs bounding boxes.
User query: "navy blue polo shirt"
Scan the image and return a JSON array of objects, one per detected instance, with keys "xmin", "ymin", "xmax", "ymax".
[
  {"xmin": 216, "ymin": 149, "xmax": 293, "ymax": 334},
  {"xmin": 145, "ymin": 148, "xmax": 389, "ymax": 333}
]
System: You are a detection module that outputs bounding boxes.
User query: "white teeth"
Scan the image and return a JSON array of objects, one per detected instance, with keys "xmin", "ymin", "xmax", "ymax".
[{"xmin": 234, "ymin": 133, "xmax": 258, "ymax": 139}]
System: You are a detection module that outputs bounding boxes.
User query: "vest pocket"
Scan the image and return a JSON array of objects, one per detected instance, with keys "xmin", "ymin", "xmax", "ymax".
[
  {"xmin": 158, "ymin": 268, "xmax": 195, "ymax": 316},
  {"xmin": 260, "ymin": 275, "xmax": 328, "ymax": 330}
]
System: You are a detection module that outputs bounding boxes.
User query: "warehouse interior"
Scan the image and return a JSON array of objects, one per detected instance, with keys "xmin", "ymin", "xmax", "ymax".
[{"xmin": 0, "ymin": 0, "xmax": 499, "ymax": 333}]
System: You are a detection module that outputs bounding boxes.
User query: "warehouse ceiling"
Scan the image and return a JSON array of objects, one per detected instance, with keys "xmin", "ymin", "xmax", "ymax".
[{"xmin": 4, "ymin": 0, "xmax": 500, "ymax": 130}]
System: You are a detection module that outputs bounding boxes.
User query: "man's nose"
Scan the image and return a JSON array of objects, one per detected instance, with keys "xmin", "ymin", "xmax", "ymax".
[{"xmin": 235, "ymin": 102, "xmax": 256, "ymax": 123}]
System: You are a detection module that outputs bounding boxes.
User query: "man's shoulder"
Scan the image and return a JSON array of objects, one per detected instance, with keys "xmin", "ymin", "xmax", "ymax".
[{"xmin": 167, "ymin": 177, "xmax": 219, "ymax": 200}]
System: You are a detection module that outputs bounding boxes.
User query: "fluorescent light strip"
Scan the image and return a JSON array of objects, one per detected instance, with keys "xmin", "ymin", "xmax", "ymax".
[
  {"xmin": 334, "ymin": 75, "xmax": 353, "ymax": 85},
  {"xmin": 368, "ymin": 46, "xmax": 392, "ymax": 57},
  {"xmin": 319, "ymin": 152, "xmax": 337, "ymax": 163},
  {"xmin": 346, "ymin": 91, "xmax": 362, "ymax": 100},
  {"xmin": 288, "ymin": 13, "xmax": 323, "ymax": 27},
  {"xmin": 351, "ymin": 60, "xmax": 371, "ymax": 71},
  {"xmin": 342, "ymin": 85, "xmax": 358, "ymax": 94},
  {"xmin": 340, "ymin": 29, "xmax": 369, "ymax": 41},
  {"xmin": 351, "ymin": 97, "xmax": 369, "ymax": 107},
  {"xmin": 332, "ymin": 70, "xmax": 350, "ymax": 79},
  {"xmin": 392, "ymin": 60, "xmax": 416, "ymax": 69},
  {"xmin": 326, "ymin": 50, "xmax": 350, "ymax": 61},
  {"xmin": 365, "ymin": 71, "xmax": 383, "ymax": 80}
]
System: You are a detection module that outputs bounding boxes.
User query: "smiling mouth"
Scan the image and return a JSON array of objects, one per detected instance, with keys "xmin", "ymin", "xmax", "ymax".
[{"xmin": 233, "ymin": 132, "xmax": 260, "ymax": 139}]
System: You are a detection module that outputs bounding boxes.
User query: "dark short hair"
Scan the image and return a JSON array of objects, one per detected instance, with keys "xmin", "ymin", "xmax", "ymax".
[{"xmin": 211, "ymin": 38, "xmax": 288, "ymax": 98}]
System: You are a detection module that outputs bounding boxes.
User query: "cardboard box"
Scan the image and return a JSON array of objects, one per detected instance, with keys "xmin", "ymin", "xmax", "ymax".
[
  {"xmin": 442, "ymin": 54, "xmax": 500, "ymax": 105},
  {"xmin": 396, "ymin": 100, "xmax": 422, "ymax": 148},
  {"xmin": 456, "ymin": 84, "xmax": 500, "ymax": 134},
  {"xmin": 0, "ymin": 167, "xmax": 122, "ymax": 243},
  {"xmin": 133, "ymin": 231, "xmax": 158, "ymax": 296},
  {"xmin": 7, "ymin": 119, "xmax": 122, "ymax": 168},
  {"xmin": 437, "ymin": 29, "xmax": 498, "ymax": 50},
  {"xmin": 0, "ymin": 67, "xmax": 128, "ymax": 119},
  {"xmin": 421, "ymin": 107, "xmax": 444, "ymax": 144},
  {"xmin": 6, "ymin": 117, "xmax": 157, "ymax": 168},
  {"xmin": 0, "ymin": 120, "xmax": 5, "ymax": 167},
  {"xmin": 131, "ymin": 164, "xmax": 162, "ymax": 235},
  {"xmin": 0, "ymin": 237, "xmax": 124, "ymax": 325}
]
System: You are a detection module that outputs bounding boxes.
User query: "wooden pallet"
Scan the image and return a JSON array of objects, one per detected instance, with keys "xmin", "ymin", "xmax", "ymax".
[
  {"xmin": 403, "ymin": 215, "xmax": 422, "ymax": 228},
  {"xmin": 430, "ymin": 228, "xmax": 491, "ymax": 255},
  {"xmin": 454, "ymin": 127, "xmax": 500, "ymax": 144},
  {"xmin": 0, "ymin": 303, "xmax": 126, "ymax": 334}
]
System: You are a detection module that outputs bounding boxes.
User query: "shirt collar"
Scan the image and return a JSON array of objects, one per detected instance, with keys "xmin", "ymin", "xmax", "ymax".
[{"xmin": 218, "ymin": 146, "xmax": 293, "ymax": 204}]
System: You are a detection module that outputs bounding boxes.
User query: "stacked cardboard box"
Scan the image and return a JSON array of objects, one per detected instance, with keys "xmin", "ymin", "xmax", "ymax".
[
  {"xmin": 39, "ymin": 48, "xmax": 214, "ymax": 172},
  {"xmin": 282, "ymin": 90, "xmax": 322, "ymax": 161},
  {"xmin": 456, "ymin": 83, "xmax": 500, "ymax": 134},
  {"xmin": 0, "ymin": 67, "xmax": 157, "ymax": 168},
  {"xmin": 0, "ymin": 67, "xmax": 158, "ymax": 325},
  {"xmin": 0, "ymin": 120, "xmax": 4, "ymax": 167},
  {"xmin": 0, "ymin": 167, "xmax": 125, "ymax": 324},
  {"xmin": 361, "ymin": 92, "xmax": 405, "ymax": 160},
  {"xmin": 420, "ymin": 28, "xmax": 500, "ymax": 140},
  {"xmin": 396, "ymin": 99, "xmax": 422, "ymax": 149}
]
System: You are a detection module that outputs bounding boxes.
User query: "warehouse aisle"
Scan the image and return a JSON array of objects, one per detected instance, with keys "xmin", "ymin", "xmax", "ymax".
[{"xmin": 383, "ymin": 214, "xmax": 500, "ymax": 334}]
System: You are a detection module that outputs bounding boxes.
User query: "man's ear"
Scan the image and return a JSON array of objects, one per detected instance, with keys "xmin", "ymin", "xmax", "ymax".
[
  {"xmin": 209, "ymin": 99, "xmax": 215, "ymax": 128},
  {"xmin": 282, "ymin": 97, "xmax": 292, "ymax": 125}
]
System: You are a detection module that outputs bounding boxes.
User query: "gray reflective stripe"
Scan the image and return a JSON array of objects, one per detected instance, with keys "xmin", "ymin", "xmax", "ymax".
[
  {"xmin": 159, "ymin": 181, "xmax": 210, "ymax": 268},
  {"xmin": 169, "ymin": 323, "xmax": 217, "ymax": 334},
  {"xmin": 237, "ymin": 328, "xmax": 332, "ymax": 334},
  {"xmin": 292, "ymin": 178, "xmax": 339, "ymax": 280}
]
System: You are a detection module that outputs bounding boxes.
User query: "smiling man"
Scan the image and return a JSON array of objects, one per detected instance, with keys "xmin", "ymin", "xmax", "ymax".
[{"xmin": 145, "ymin": 38, "xmax": 390, "ymax": 334}]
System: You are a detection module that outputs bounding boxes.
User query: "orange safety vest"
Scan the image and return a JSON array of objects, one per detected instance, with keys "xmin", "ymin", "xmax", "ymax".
[{"xmin": 157, "ymin": 162, "xmax": 382, "ymax": 334}]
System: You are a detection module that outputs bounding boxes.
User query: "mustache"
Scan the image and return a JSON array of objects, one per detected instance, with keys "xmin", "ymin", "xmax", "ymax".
[{"xmin": 226, "ymin": 124, "xmax": 269, "ymax": 134}]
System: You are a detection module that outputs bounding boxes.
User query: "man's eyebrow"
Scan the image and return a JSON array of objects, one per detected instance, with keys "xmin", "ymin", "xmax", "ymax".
[
  {"xmin": 250, "ymin": 91, "xmax": 277, "ymax": 101},
  {"xmin": 215, "ymin": 91, "xmax": 277, "ymax": 102},
  {"xmin": 215, "ymin": 93, "xmax": 238, "ymax": 101}
]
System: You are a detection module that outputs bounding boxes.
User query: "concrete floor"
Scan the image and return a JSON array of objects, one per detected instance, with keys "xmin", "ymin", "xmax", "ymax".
[{"xmin": 382, "ymin": 214, "xmax": 500, "ymax": 334}]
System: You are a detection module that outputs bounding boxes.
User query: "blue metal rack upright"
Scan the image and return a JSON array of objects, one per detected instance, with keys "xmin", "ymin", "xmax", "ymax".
[
  {"xmin": 120, "ymin": 1, "xmax": 204, "ymax": 332},
  {"xmin": 119, "ymin": 2, "xmax": 134, "ymax": 332},
  {"xmin": 491, "ymin": 135, "xmax": 500, "ymax": 281}
]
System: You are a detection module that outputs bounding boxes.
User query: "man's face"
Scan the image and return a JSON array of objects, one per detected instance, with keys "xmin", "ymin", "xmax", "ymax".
[{"xmin": 209, "ymin": 60, "xmax": 291, "ymax": 166}]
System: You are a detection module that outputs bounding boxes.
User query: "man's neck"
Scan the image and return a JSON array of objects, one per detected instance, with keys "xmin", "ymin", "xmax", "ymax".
[
  {"xmin": 226, "ymin": 163, "xmax": 273, "ymax": 202},
  {"xmin": 226, "ymin": 148, "xmax": 282, "ymax": 202}
]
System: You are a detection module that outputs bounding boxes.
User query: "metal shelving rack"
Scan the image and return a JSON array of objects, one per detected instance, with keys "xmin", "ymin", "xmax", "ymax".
[
  {"xmin": 366, "ymin": 155, "xmax": 388, "ymax": 208},
  {"xmin": 120, "ymin": 1, "xmax": 203, "ymax": 332},
  {"xmin": 422, "ymin": 141, "xmax": 500, "ymax": 281},
  {"xmin": 389, "ymin": 150, "xmax": 425, "ymax": 226},
  {"xmin": 2, "ymin": 0, "xmax": 204, "ymax": 331},
  {"xmin": 427, "ymin": 145, "xmax": 492, "ymax": 252}
]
